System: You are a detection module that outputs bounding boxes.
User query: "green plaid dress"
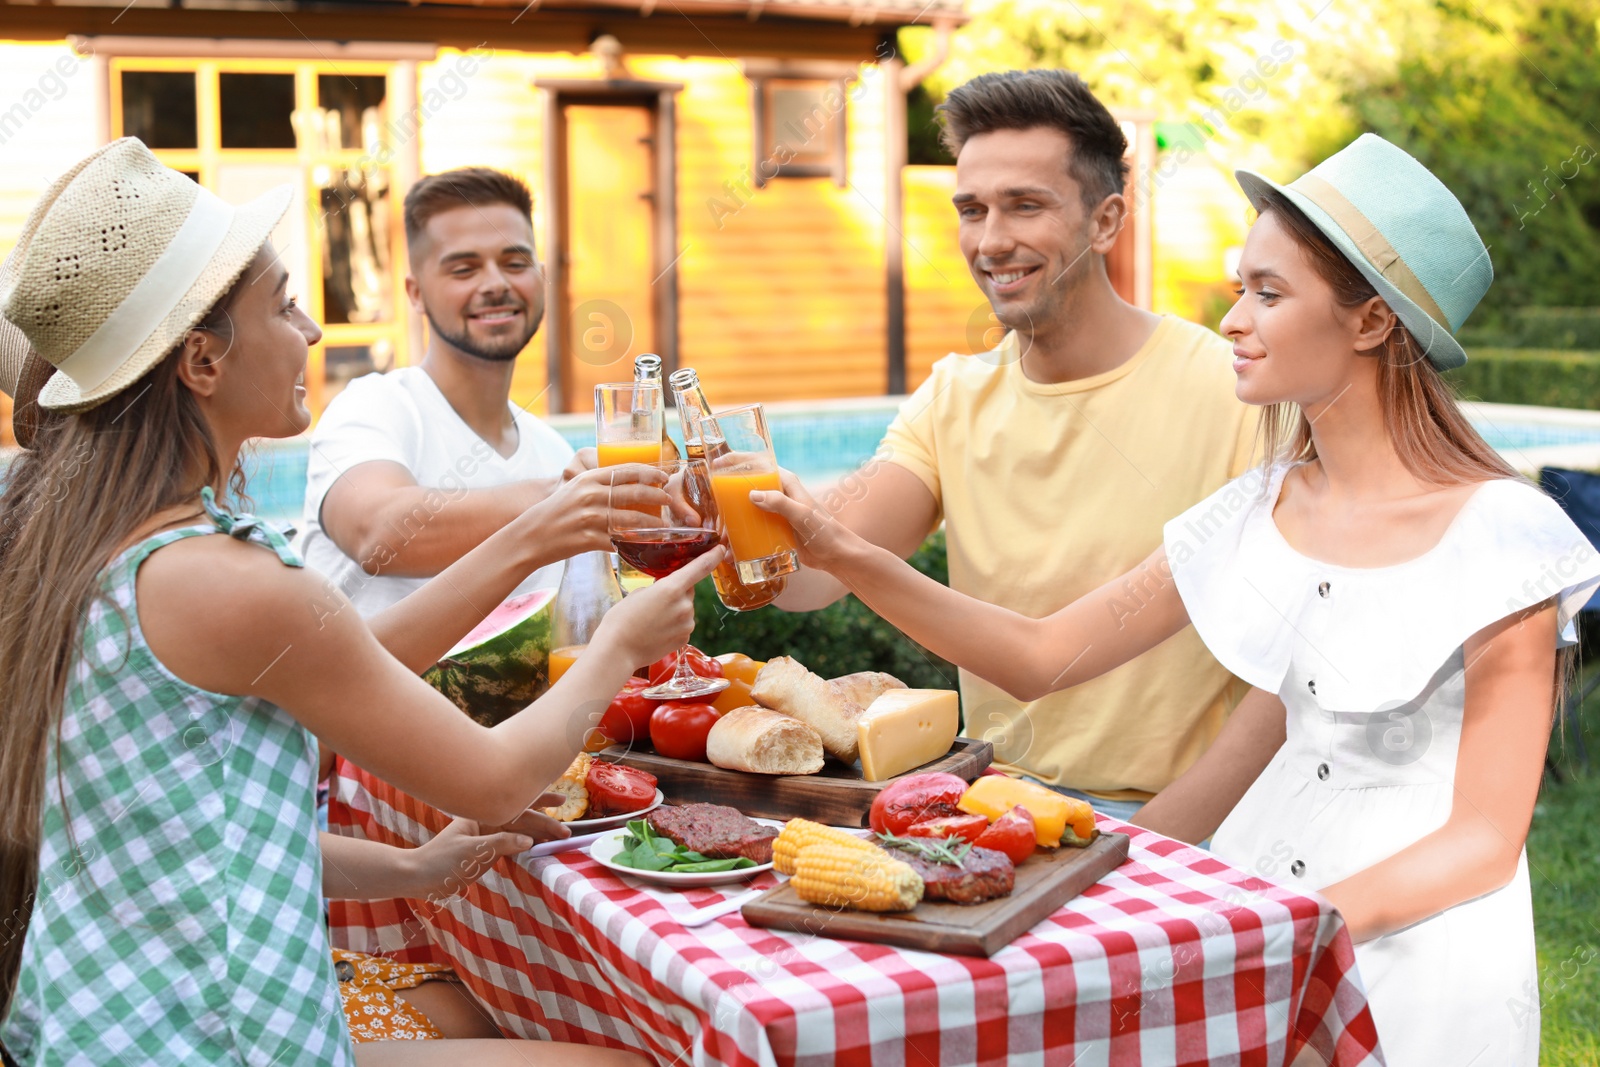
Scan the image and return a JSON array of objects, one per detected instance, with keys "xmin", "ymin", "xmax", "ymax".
[{"xmin": 1, "ymin": 491, "xmax": 354, "ymax": 1066}]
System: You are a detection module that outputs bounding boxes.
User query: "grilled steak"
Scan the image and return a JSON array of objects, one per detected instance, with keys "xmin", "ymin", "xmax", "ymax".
[
  {"xmin": 883, "ymin": 843, "xmax": 1014, "ymax": 904},
  {"xmin": 646, "ymin": 803, "xmax": 777, "ymax": 865}
]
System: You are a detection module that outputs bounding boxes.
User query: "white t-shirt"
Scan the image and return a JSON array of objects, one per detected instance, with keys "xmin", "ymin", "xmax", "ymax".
[{"xmin": 298, "ymin": 366, "xmax": 576, "ymax": 616}]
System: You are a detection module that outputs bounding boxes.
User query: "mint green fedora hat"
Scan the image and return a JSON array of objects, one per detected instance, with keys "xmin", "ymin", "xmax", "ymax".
[{"xmin": 1235, "ymin": 133, "xmax": 1490, "ymax": 371}]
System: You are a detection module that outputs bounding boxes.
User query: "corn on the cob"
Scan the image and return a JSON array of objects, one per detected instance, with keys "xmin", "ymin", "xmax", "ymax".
[
  {"xmin": 791, "ymin": 844, "xmax": 924, "ymax": 912},
  {"xmin": 773, "ymin": 818, "xmax": 880, "ymax": 875}
]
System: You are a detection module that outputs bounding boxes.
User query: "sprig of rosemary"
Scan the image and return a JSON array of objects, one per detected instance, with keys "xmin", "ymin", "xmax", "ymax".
[{"xmin": 874, "ymin": 831, "xmax": 973, "ymax": 866}]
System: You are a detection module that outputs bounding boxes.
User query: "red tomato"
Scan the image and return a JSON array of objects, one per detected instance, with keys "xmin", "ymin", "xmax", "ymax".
[
  {"xmin": 905, "ymin": 812, "xmax": 989, "ymax": 845},
  {"xmin": 868, "ymin": 772, "xmax": 970, "ymax": 836},
  {"xmin": 975, "ymin": 806, "xmax": 1037, "ymax": 865},
  {"xmin": 595, "ymin": 678, "xmax": 659, "ymax": 746},
  {"xmin": 584, "ymin": 761, "xmax": 658, "ymax": 816},
  {"xmin": 648, "ymin": 646, "xmax": 724, "ymax": 686},
  {"xmin": 649, "ymin": 701, "xmax": 722, "ymax": 762}
]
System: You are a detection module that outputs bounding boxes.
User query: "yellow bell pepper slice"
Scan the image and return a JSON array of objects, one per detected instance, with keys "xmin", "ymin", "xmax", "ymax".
[{"xmin": 958, "ymin": 775, "xmax": 1095, "ymax": 848}]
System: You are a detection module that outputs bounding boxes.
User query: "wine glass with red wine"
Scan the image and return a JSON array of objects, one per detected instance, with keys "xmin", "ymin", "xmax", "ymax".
[{"xmin": 609, "ymin": 458, "xmax": 731, "ymax": 701}]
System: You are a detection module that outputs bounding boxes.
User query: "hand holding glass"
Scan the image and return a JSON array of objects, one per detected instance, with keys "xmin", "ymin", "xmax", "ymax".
[
  {"xmin": 608, "ymin": 459, "xmax": 730, "ymax": 700},
  {"xmin": 707, "ymin": 404, "xmax": 799, "ymax": 584}
]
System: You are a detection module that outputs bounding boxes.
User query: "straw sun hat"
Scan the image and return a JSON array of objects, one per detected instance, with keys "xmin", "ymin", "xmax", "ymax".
[
  {"xmin": 0, "ymin": 137, "xmax": 291, "ymax": 433},
  {"xmin": 1234, "ymin": 133, "xmax": 1492, "ymax": 371}
]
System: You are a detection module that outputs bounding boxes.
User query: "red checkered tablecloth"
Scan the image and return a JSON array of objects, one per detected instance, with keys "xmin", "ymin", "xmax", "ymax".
[{"xmin": 327, "ymin": 758, "xmax": 1383, "ymax": 1067}]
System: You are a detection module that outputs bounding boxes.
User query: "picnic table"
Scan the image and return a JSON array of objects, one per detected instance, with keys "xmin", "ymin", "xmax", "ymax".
[{"xmin": 327, "ymin": 758, "xmax": 1384, "ymax": 1066}]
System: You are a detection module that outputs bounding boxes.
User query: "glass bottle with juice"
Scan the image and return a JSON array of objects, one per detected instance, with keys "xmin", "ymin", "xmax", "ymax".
[
  {"xmin": 668, "ymin": 368, "xmax": 784, "ymax": 611},
  {"xmin": 546, "ymin": 549, "xmax": 626, "ymax": 687}
]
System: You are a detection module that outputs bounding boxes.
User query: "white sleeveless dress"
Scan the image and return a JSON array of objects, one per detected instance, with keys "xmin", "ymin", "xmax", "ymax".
[{"xmin": 1161, "ymin": 463, "xmax": 1600, "ymax": 1067}]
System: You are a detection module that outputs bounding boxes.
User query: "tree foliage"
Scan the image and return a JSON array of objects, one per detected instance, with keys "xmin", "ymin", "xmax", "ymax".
[{"xmin": 901, "ymin": 0, "xmax": 1600, "ymax": 320}]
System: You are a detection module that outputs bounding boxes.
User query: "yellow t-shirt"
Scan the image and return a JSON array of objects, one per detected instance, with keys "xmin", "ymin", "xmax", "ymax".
[{"xmin": 881, "ymin": 316, "xmax": 1257, "ymax": 800}]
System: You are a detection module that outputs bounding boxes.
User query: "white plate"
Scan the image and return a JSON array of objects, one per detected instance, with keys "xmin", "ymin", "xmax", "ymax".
[
  {"xmin": 562, "ymin": 789, "xmax": 665, "ymax": 833},
  {"xmin": 589, "ymin": 817, "xmax": 784, "ymax": 887}
]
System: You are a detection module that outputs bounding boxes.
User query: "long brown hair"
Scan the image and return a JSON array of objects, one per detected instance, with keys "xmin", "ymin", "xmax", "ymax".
[
  {"xmin": 0, "ymin": 293, "xmax": 246, "ymax": 1016},
  {"xmin": 1256, "ymin": 189, "xmax": 1575, "ymax": 714}
]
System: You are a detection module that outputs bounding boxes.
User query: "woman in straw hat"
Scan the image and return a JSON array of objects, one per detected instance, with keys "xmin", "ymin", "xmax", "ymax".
[
  {"xmin": 0, "ymin": 138, "xmax": 711, "ymax": 1066},
  {"xmin": 755, "ymin": 133, "xmax": 1598, "ymax": 1064}
]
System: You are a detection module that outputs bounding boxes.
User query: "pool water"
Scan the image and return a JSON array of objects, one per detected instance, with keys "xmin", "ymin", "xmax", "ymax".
[
  {"xmin": 7, "ymin": 403, "xmax": 1597, "ymax": 524},
  {"xmin": 225, "ymin": 406, "xmax": 1600, "ymax": 524}
]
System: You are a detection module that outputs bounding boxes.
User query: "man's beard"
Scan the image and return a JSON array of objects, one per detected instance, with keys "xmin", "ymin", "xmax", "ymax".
[{"xmin": 425, "ymin": 304, "xmax": 544, "ymax": 363}]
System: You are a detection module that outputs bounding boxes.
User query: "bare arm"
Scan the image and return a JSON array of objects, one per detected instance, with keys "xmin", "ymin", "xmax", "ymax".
[
  {"xmin": 755, "ymin": 474, "xmax": 1190, "ymax": 700},
  {"xmin": 320, "ymin": 803, "xmax": 564, "ymax": 901},
  {"xmin": 139, "ymin": 536, "xmax": 722, "ymax": 826},
  {"xmin": 1320, "ymin": 603, "xmax": 1558, "ymax": 943},
  {"xmin": 364, "ymin": 465, "xmax": 668, "ymax": 673},
  {"xmin": 1134, "ymin": 687, "xmax": 1287, "ymax": 843},
  {"xmin": 774, "ymin": 461, "xmax": 941, "ymax": 611}
]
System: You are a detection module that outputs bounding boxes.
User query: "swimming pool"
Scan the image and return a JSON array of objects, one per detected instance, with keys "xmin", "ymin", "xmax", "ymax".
[{"xmin": 8, "ymin": 398, "xmax": 1599, "ymax": 524}]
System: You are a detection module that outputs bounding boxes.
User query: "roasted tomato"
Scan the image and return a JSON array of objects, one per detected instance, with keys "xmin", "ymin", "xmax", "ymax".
[
  {"xmin": 905, "ymin": 812, "xmax": 989, "ymax": 845},
  {"xmin": 649, "ymin": 701, "xmax": 722, "ymax": 762},
  {"xmin": 594, "ymin": 678, "xmax": 659, "ymax": 748},
  {"xmin": 713, "ymin": 652, "xmax": 766, "ymax": 687},
  {"xmin": 868, "ymin": 772, "xmax": 970, "ymax": 836},
  {"xmin": 709, "ymin": 677, "xmax": 756, "ymax": 716},
  {"xmin": 585, "ymin": 761, "xmax": 658, "ymax": 816},
  {"xmin": 648, "ymin": 646, "xmax": 723, "ymax": 686},
  {"xmin": 975, "ymin": 806, "xmax": 1037, "ymax": 865}
]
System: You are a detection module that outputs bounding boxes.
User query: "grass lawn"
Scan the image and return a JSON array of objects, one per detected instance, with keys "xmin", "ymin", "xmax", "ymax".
[{"xmin": 1530, "ymin": 669, "xmax": 1600, "ymax": 1065}]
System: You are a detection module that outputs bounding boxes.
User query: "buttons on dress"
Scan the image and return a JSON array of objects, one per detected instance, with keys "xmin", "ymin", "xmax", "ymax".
[
  {"xmin": 1290, "ymin": 859, "xmax": 1306, "ymax": 878},
  {"xmin": 1318, "ymin": 580, "xmax": 1331, "ymax": 598},
  {"xmin": 1317, "ymin": 763, "xmax": 1330, "ymax": 781},
  {"xmin": 1308, "ymin": 679, "xmax": 1317, "ymax": 695}
]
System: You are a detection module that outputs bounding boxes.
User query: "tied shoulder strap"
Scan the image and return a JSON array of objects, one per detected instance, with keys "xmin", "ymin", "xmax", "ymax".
[{"xmin": 199, "ymin": 486, "xmax": 304, "ymax": 568}]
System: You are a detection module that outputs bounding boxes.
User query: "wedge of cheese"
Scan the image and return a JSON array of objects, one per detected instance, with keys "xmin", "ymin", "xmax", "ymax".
[{"xmin": 856, "ymin": 689, "xmax": 960, "ymax": 782}]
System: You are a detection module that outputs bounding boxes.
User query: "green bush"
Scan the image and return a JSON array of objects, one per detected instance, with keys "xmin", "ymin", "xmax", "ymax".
[
  {"xmin": 1460, "ymin": 308, "xmax": 1600, "ymax": 351},
  {"xmin": 1447, "ymin": 347, "xmax": 1600, "ymax": 410},
  {"xmin": 692, "ymin": 531, "xmax": 959, "ymax": 690}
]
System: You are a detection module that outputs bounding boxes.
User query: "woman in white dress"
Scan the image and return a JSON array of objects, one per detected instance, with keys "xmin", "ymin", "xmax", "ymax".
[{"xmin": 752, "ymin": 133, "xmax": 1600, "ymax": 1065}]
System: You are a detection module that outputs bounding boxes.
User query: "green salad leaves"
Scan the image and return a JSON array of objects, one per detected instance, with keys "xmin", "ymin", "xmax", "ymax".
[{"xmin": 610, "ymin": 820, "xmax": 758, "ymax": 874}]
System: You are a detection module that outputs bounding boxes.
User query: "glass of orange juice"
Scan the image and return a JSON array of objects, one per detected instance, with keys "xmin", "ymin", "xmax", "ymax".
[
  {"xmin": 548, "ymin": 644, "xmax": 585, "ymax": 686},
  {"xmin": 707, "ymin": 404, "xmax": 798, "ymax": 584},
  {"xmin": 595, "ymin": 382, "xmax": 663, "ymax": 467}
]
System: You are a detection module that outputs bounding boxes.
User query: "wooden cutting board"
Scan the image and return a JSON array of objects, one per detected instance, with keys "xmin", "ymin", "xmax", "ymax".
[
  {"xmin": 741, "ymin": 832, "xmax": 1130, "ymax": 957},
  {"xmin": 602, "ymin": 737, "xmax": 993, "ymax": 827}
]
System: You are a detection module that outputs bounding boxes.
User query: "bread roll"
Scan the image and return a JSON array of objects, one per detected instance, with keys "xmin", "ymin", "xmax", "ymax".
[
  {"xmin": 750, "ymin": 657, "xmax": 907, "ymax": 764},
  {"xmin": 705, "ymin": 706, "xmax": 825, "ymax": 775}
]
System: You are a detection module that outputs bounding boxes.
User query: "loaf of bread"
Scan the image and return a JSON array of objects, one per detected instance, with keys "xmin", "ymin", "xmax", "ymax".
[
  {"xmin": 705, "ymin": 706, "xmax": 825, "ymax": 775},
  {"xmin": 749, "ymin": 656, "xmax": 907, "ymax": 764}
]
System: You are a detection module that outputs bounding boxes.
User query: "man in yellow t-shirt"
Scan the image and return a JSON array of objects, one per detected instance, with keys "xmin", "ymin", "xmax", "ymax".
[{"xmin": 777, "ymin": 70, "xmax": 1256, "ymax": 822}]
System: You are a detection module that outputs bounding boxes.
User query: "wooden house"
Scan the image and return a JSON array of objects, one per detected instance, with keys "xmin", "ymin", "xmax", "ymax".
[{"xmin": 0, "ymin": 0, "xmax": 1152, "ymax": 433}]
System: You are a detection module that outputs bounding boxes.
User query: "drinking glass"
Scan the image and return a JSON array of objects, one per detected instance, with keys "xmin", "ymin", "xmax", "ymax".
[
  {"xmin": 608, "ymin": 459, "xmax": 730, "ymax": 701},
  {"xmin": 595, "ymin": 382, "xmax": 663, "ymax": 467},
  {"xmin": 706, "ymin": 404, "xmax": 799, "ymax": 584}
]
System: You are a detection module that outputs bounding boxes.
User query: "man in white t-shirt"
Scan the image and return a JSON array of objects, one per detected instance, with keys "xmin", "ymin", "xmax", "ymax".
[{"xmin": 301, "ymin": 167, "xmax": 607, "ymax": 615}]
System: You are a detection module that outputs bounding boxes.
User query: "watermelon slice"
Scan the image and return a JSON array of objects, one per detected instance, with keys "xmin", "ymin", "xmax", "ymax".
[{"xmin": 424, "ymin": 588, "xmax": 557, "ymax": 726}]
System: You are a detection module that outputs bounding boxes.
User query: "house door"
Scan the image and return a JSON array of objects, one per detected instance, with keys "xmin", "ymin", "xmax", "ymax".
[{"xmin": 561, "ymin": 103, "xmax": 657, "ymax": 413}]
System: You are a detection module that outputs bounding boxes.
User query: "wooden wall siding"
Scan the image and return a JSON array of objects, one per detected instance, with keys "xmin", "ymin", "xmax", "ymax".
[
  {"xmin": 417, "ymin": 49, "xmax": 576, "ymax": 414},
  {"xmin": 902, "ymin": 165, "xmax": 978, "ymax": 391},
  {"xmin": 414, "ymin": 50, "xmax": 891, "ymax": 413},
  {"xmin": 670, "ymin": 56, "xmax": 889, "ymax": 406},
  {"xmin": 0, "ymin": 43, "xmax": 100, "ymax": 287},
  {"xmin": 0, "ymin": 41, "xmax": 103, "ymax": 445}
]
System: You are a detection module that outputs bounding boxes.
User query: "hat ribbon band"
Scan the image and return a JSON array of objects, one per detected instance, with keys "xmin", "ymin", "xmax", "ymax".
[
  {"xmin": 54, "ymin": 187, "xmax": 237, "ymax": 393},
  {"xmin": 1290, "ymin": 173, "xmax": 1452, "ymax": 332}
]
